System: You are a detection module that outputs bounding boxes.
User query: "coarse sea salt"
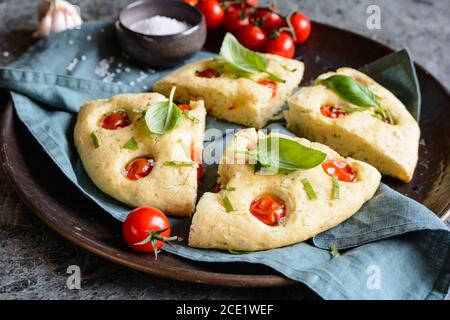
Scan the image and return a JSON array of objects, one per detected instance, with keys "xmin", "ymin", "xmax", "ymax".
[{"xmin": 129, "ymin": 15, "xmax": 191, "ymax": 36}]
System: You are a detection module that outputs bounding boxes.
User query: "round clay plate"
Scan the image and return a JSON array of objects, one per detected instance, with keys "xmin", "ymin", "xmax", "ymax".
[{"xmin": 1, "ymin": 23, "xmax": 449, "ymax": 287}]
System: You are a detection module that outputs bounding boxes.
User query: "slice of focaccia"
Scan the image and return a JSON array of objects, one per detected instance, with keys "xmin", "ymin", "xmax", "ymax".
[
  {"xmin": 188, "ymin": 128, "xmax": 381, "ymax": 251},
  {"xmin": 74, "ymin": 93, "xmax": 206, "ymax": 217},
  {"xmin": 153, "ymin": 54, "xmax": 304, "ymax": 129},
  {"xmin": 285, "ymin": 68, "xmax": 420, "ymax": 182}
]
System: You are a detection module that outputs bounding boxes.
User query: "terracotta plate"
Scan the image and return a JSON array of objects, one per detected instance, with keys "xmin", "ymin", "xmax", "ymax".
[{"xmin": 1, "ymin": 23, "xmax": 449, "ymax": 287}]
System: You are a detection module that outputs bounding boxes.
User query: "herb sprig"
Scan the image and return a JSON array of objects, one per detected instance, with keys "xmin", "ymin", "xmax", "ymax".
[
  {"xmin": 238, "ymin": 136, "xmax": 326, "ymax": 175},
  {"xmin": 219, "ymin": 33, "xmax": 285, "ymax": 83},
  {"xmin": 145, "ymin": 86, "xmax": 181, "ymax": 134},
  {"xmin": 319, "ymin": 75, "xmax": 394, "ymax": 124}
]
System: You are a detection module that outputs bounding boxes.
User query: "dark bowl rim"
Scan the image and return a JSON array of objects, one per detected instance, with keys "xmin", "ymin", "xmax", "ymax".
[{"xmin": 118, "ymin": 0, "xmax": 205, "ymax": 39}]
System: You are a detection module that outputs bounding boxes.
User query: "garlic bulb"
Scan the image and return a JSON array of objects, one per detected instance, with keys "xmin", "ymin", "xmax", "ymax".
[{"xmin": 35, "ymin": 0, "xmax": 83, "ymax": 37}]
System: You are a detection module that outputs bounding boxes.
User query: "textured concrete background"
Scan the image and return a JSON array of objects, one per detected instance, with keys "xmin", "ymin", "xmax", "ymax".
[{"xmin": 0, "ymin": 0, "xmax": 448, "ymax": 299}]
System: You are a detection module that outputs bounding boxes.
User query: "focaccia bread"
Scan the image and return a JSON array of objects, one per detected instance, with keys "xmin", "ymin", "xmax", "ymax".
[
  {"xmin": 188, "ymin": 128, "xmax": 381, "ymax": 251},
  {"xmin": 285, "ymin": 68, "xmax": 420, "ymax": 182},
  {"xmin": 74, "ymin": 93, "xmax": 206, "ymax": 217},
  {"xmin": 153, "ymin": 54, "xmax": 304, "ymax": 129}
]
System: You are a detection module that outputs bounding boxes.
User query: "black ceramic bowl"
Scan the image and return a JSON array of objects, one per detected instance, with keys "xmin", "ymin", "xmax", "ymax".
[{"xmin": 116, "ymin": 0, "xmax": 207, "ymax": 68}]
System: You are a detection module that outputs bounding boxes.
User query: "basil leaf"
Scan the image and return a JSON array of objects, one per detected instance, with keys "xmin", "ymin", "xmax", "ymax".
[
  {"xmin": 123, "ymin": 137, "xmax": 138, "ymax": 150},
  {"xmin": 163, "ymin": 161, "xmax": 194, "ymax": 167},
  {"xmin": 145, "ymin": 86, "xmax": 181, "ymax": 134},
  {"xmin": 220, "ymin": 33, "xmax": 285, "ymax": 83},
  {"xmin": 301, "ymin": 178, "xmax": 318, "ymax": 200},
  {"xmin": 256, "ymin": 136, "xmax": 326, "ymax": 173},
  {"xmin": 332, "ymin": 175, "xmax": 340, "ymax": 200},
  {"xmin": 319, "ymin": 75, "xmax": 378, "ymax": 108},
  {"xmin": 90, "ymin": 132, "xmax": 100, "ymax": 149},
  {"xmin": 220, "ymin": 191, "xmax": 234, "ymax": 212}
]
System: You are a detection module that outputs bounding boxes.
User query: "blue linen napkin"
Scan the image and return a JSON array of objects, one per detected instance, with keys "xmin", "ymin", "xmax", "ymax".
[{"xmin": 0, "ymin": 21, "xmax": 448, "ymax": 300}]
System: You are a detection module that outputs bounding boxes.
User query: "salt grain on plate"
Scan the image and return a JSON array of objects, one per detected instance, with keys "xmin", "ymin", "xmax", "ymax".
[
  {"xmin": 66, "ymin": 58, "xmax": 79, "ymax": 72},
  {"xmin": 129, "ymin": 15, "xmax": 191, "ymax": 36},
  {"xmin": 86, "ymin": 35, "xmax": 92, "ymax": 41},
  {"xmin": 2, "ymin": 51, "xmax": 10, "ymax": 58}
]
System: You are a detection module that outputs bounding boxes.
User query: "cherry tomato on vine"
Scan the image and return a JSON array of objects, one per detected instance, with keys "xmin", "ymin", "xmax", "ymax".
[
  {"xmin": 122, "ymin": 207, "xmax": 177, "ymax": 258},
  {"xmin": 290, "ymin": 12, "xmax": 311, "ymax": 44},
  {"xmin": 236, "ymin": 24, "xmax": 267, "ymax": 51},
  {"xmin": 223, "ymin": 7, "xmax": 250, "ymax": 34},
  {"xmin": 198, "ymin": 0, "xmax": 225, "ymax": 29},
  {"xmin": 182, "ymin": 0, "xmax": 198, "ymax": 6},
  {"xmin": 251, "ymin": 8, "xmax": 286, "ymax": 34},
  {"xmin": 219, "ymin": 0, "xmax": 258, "ymax": 8},
  {"xmin": 263, "ymin": 32, "xmax": 295, "ymax": 58}
]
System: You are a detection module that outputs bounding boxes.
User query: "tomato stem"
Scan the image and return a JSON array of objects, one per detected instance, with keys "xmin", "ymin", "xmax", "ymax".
[{"xmin": 133, "ymin": 228, "xmax": 178, "ymax": 260}]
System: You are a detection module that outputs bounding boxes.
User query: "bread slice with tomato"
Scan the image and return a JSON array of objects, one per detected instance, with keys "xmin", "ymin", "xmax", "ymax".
[
  {"xmin": 285, "ymin": 68, "xmax": 420, "ymax": 183},
  {"xmin": 153, "ymin": 54, "xmax": 304, "ymax": 129},
  {"xmin": 188, "ymin": 128, "xmax": 381, "ymax": 251},
  {"xmin": 74, "ymin": 93, "xmax": 206, "ymax": 217}
]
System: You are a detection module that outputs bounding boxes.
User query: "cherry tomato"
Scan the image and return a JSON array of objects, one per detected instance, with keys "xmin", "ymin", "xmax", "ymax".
[
  {"xmin": 178, "ymin": 103, "xmax": 192, "ymax": 111},
  {"xmin": 236, "ymin": 24, "xmax": 267, "ymax": 51},
  {"xmin": 101, "ymin": 112, "xmax": 130, "ymax": 130},
  {"xmin": 251, "ymin": 9, "xmax": 286, "ymax": 34},
  {"xmin": 182, "ymin": 0, "xmax": 198, "ymax": 5},
  {"xmin": 250, "ymin": 195, "xmax": 286, "ymax": 226},
  {"xmin": 198, "ymin": 0, "xmax": 225, "ymax": 29},
  {"xmin": 258, "ymin": 80, "xmax": 277, "ymax": 98},
  {"xmin": 223, "ymin": 8, "xmax": 250, "ymax": 34},
  {"xmin": 322, "ymin": 160, "xmax": 355, "ymax": 182},
  {"xmin": 213, "ymin": 183, "xmax": 221, "ymax": 193},
  {"xmin": 220, "ymin": 0, "xmax": 258, "ymax": 9},
  {"xmin": 263, "ymin": 32, "xmax": 295, "ymax": 58},
  {"xmin": 320, "ymin": 105, "xmax": 346, "ymax": 119},
  {"xmin": 195, "ymin": 69, "xmax": 220, "ymax": 78},
  {"xmin": 122, "ymin": 207, "xmax": 177, "ymax": 255},
  {"xmin": 126, "ymin": 157, "xmax": 154, "ymax": 180},
  {"xmin": 290, "ymin": 12, "xmax": 311, "ymax": 44}
]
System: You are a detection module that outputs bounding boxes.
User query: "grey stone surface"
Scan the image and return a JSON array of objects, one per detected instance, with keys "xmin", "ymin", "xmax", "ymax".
[{"xmin": 0, "ymin": 0, "xmax": 448, "ymax": 300}]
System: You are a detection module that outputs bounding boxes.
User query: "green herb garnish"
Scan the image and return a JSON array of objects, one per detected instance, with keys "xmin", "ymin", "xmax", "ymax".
[
  {"xmin": 123, "ymin": 137, "xmax": 138, "ymax": 150},
  {"xmin": 332, "ymin": 174, "xmax": 340, "ymax": 200},
  {"xmin": 301, "ymin": 178, "xmax": 318, "ymax": 200},
  {"xmin": 249, "ymin": 136, "xmax": 327, "ymax": 174},
  {"xmin": 319, "ymin": 74, "xmax": 394, "ymax": 124},
  {"xmin": 182, "ymin": 110, "xmax": 200, "ymax": 123},
  {"xmin": 220, "ymin": 184, "xmax": 236, "ymax": 191},
  {"xmin": 228, "ymin": 249, "xmax": 248, "ymax": 255},
  {"xmin": 90, "ymin": 132, "xmax": 100, "ymax": 148},
  {"xmin": 163, "ymin": 161, "xmax": 194, "ymax": 167},
  {"xmin": 145, "ymin": 86, "xmax": 181, "ymax": 134},
  {"xmin": 220, "ymin": 190, "xmax": 234, "ymax": 212},
  {"xmin": 219, "ymin": 33, "xmax": 285, "ymax": 83},
  {"xmin": 330, "ymin": 244, "xmax": 341, "ymax": 257}
]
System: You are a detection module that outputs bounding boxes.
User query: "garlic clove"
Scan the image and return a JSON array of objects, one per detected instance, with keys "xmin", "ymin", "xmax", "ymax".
[{"xmin": 35, "ymin": 0, "xmax": 83, "ymax": 37}]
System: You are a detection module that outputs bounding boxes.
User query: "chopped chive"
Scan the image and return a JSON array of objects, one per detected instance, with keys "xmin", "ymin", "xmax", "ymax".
[
  {"xmin": 90, "ymin": 132, "xmax": 100, "ymax": 148},
  {"xmin": 228, "ymin": 249, "xmax": 248, "ymax": 255},
  {"xmin": 301, "ymin": 178, "xmax": 318, "ymax": 200},
  {"xmin": 123, "ymin": 137, "xmax": 138, "ymax": 150},
  {"xmin": 163, "ymin": 161, "xmax": 194, "ymax": 167},
  {"xmin": 182, "ymin": 110, "xmax": 200, "ymax": 123},
  {"xmin": 330, "ymin": 244, "xmax": 341, "ymax": 257},
  {"xmin": 221, "ymin": 184, "xmax": 236, "ymax": 191},
  {"xmin": 332, "ymin": 174, "xmax": 340, "ymax": 200},
  {"xmin": 220, "ymin": 191, "xmax": 234, "ymax": 212}
]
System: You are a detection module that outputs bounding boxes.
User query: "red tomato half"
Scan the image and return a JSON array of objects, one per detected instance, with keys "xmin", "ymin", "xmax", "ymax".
[
  {"xmin": 178, "ymin": 103, "xmax": 192, "ymax": 111},
  {"xmin": 195, "ymin": 69, "xmax": 220, "ymax": 78},
  {"xmin": 122, "ymin": 207, "xmax": 176, "ymax": 254},
  {"xmin": 236, "ymin": 24, "xmax": 267, "ymax": 51},
  {"xmin": 198, "ymin": 0, "xmax": 225, "ymax": 29},
  {"xmin": 125, "ymin": 158, "xmax": 154, "ymax": 180},
  {"xmin": 190, "ymin": 143, "xmax": 205, "ymax": 180},
  {"xmin": 263, "ymin": 32, "xmax": 295, "ymax": 58},
  {"xmin": 101, "ymin": 112, "xmax": 130, "ymax": 130},
  {"xmin": 258, "ymin": 80, "xmax": 277, "ymax": 98},
  {"xmin": 320, "ymin": 105, "xmax": 346, "ymax": 119},
  {"xmin": 223, "ymin": 8, "xmax": 250, "ymax": 33},
  {"xmin": 322, "ymin": 160, "xmax": 355, "ymax": 182},
  {"xmin": 290, "ymin": 12, "xmax": 311, "ymax": 44},
  {"xmin": 250, "ymin": 195, "xmax": 286, "ymax": 226}
]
